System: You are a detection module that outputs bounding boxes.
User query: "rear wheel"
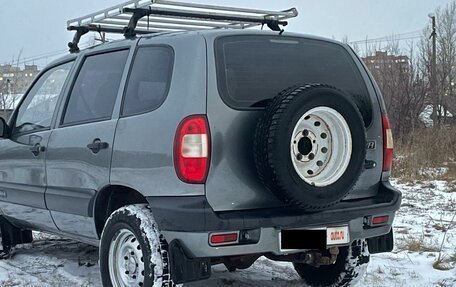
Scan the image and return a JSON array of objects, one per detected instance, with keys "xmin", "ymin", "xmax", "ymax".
[
  {"xmin": 293, "ymin": 240, "xmax": 370, "ymax": 287},
  {"xmin": 100, "ymin": 204, "xmax": 175, "ymax": 287}
]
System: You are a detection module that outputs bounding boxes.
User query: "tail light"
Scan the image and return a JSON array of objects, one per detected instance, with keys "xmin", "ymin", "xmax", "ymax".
[
  {"xmin": 174, "ymin": 115, "xmax": 210, "ymax": 184},
  {"xmin": 209, "ymin": 232, "xmax": 239, "ymax": 246},
  {"xmin": 372, "ymin": 215, "xmax": 389, "ymax": 226},
  {"xmin": 382, "ymin": 114, "xmax": 394, "ymax": 171}
]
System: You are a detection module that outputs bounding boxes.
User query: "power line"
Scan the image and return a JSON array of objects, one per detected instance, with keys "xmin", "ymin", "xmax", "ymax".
[
  {"xmin": 0, "ymin": 48, "xmax": 67, "ymax": 65},
  {"xmin": 1, "ymin": 29, "xmax": 426, "ymax": 67},
  {"xmin": 349, "ymin": 35, "xmax": 422, "ymax": 45},
  {"xmin": 0, "ymin": 43, "xmax": 90, "ymax": 67},
  {"xmin": 348, "ymin": 30, "xmax": 423, "ymax": 45}
]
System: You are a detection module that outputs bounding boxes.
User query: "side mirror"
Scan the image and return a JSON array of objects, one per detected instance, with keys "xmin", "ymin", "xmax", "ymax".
[{"xmin": 0, "ymin": 117, "xmax": 9, "ymax": 138}]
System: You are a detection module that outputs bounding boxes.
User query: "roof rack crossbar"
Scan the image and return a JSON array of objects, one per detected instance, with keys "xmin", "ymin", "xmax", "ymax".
[{"xmin": 67, "ymin": 0, "xmax": 298, "ymax": 52}]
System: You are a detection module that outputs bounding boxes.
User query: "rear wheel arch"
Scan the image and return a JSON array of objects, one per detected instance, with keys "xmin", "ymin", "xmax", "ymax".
[{"xmin": 93, "ymin": 185, "xmax": 148, "ymax": 238}]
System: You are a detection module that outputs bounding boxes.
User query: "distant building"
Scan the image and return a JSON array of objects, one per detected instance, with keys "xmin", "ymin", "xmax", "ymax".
[
  {"xmin": 0, "ymin": 64, "xmax": 39, "ymax": 95},
  {"xmin": 362, "ymin": 51, "xmax": 409, "ymax": 73}
]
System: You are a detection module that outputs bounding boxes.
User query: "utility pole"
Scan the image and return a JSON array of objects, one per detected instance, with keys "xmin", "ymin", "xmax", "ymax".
[{"xmin": 429, "ymin": 13, "xmax": 438, "ymax": 127}]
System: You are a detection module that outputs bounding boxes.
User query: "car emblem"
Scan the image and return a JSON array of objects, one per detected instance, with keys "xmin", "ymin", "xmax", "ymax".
[{"xmin": 366, "ymin": 141, "xmax": 376, "ymax": 150}]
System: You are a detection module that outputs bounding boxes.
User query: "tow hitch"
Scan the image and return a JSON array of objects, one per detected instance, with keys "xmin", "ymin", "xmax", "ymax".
[{"xmin": 266, "ymin": 246, "xmax": 340, "ymax": 267}]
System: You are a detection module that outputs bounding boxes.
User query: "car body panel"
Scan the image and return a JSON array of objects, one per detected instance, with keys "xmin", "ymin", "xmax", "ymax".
[
  {"xmin": 202, "ymin": 30, "xmax": 384, "ymax": 211},
  {"xmin": 110, "ymin": 33, "xmax": 207, "ymax": 197},
  {"xmin": 0, "ymin": 130, "xmax": 57, "ymax": 230},
  {"xmin": 46, "ymin": 119, "xmax": 118, "ymax": 238},
  {"xmin": 0, "ymin": 57, "xmax": 77, "ymax": 231},
  {"xmin": 45, "ymin": 42, "xmax": 136, "ymax": 239}
]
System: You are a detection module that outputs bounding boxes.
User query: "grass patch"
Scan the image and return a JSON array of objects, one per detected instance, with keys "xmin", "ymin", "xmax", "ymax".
[
  {"xmin": 393, "ymin": 127, "xmax": 456, "ymax": 181},
  {"xmin": 433, "ymin": 256, "xmax": 454, "ymax": 271},
  {"xmin": 396, "ymin": 234, "xmax": 440, "ymax": 253}
]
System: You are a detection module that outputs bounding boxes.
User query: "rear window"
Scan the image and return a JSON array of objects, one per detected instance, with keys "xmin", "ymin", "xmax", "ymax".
[{"xmin": 215, "ymin": 35, "xmax": 372, "ymax": 124}]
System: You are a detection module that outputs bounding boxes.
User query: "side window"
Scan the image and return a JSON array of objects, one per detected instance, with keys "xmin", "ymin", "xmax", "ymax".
[
  {"xmin": 14, "ymin": 62, "xmax": 73, "ymax": 134},
  {"xmin": 62, "ymin": 50, "xmax": 129, "ymax": 125},
  {"xmin": 122, "ymin": 46, "xmax": 173, "ymax": 117}
]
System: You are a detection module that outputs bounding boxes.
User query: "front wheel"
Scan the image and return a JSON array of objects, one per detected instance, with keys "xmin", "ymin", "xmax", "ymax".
[
  {"xmin": 293, "ymin": 239, "xmax": 369, "ymax": 287},
  {"xmin": 100, "ymin": 204, "xmax": 174, "ymax": 287}
]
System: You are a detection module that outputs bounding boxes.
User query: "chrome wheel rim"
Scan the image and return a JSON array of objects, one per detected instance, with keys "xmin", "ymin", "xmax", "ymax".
[
  {"xmin": 109, "ymin": 229, "xmax": 145, "ymax": 287},
  {"xmin": 290, "ymin": 107, "xmax": 352, "ymax": 187}
]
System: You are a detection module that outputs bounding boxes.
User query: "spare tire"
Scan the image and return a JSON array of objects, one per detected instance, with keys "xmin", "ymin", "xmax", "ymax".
[{"xmin": 254, "ymin": 84, "xmax": 366, "ymax": 210}]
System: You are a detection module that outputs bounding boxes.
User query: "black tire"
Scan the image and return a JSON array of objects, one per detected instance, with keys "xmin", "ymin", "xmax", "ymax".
[
  {"xmin": 293, "ymin": 240, "xmax": 370, "ymax": 287},
  {"xmin": 253, "ymin": 84, "xmax": 366, "ymax": 210},
  {"xmin": 100, "ymin": 204, "xmax": 175, "ymax": 287}
]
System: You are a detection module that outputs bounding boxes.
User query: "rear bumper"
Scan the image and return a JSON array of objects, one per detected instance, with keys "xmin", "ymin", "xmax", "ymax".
[{"xmin": 147, "ymin": 181, "xmax": 401, "ymax": 257}]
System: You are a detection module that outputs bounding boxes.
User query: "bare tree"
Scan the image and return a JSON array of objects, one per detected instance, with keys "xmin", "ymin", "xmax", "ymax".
[
  {"xmin": 418, "ymin": 2, "xmax": 456, "ymax": 127},
  {"xmin": 365, "ymin": 38, "xmax": 428, "ymax": 139},
  {"xmin": 436, "ymin": 2, "xmax": 456, "ymax": 125}
]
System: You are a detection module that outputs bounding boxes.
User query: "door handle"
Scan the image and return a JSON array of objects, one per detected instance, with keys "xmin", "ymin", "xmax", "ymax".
[
  {"xmin": 30, "ymin": 143, "xmax": 45, "ymax": 156},
  {"xmin": 87, "ymin": 139, "xmax": 109, "ymax": 154}
]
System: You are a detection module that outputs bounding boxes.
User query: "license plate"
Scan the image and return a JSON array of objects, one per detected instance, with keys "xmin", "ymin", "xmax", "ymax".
[
  {"xmin": 280, "ymin": 225, "xmax": 350, "ymax": 251},
  {"xmin": 327, "ymin": 226, "xmax": 350, "ymax": 246}
]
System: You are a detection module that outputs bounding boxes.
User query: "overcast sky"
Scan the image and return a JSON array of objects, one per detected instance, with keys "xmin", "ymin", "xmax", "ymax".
[{"xmin": 0, "ymin": 0, "xmax": 454, "ymax": 67}]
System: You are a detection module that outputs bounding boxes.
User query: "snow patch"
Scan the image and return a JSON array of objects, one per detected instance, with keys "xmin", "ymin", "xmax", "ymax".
[{"xmin": 0, "ymin": 181, "xmax": 455, "ymax": 286}]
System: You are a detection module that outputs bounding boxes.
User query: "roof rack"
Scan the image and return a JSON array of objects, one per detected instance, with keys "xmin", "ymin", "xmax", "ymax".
[{"xmin": 67, "ymin": 0, "xmax": 298, "ymax": 53}]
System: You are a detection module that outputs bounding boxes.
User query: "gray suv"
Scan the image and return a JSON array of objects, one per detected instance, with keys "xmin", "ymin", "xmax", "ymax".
[{"xmin": 0, "ymin": 3, "xmax": 401, "ymax": 287}]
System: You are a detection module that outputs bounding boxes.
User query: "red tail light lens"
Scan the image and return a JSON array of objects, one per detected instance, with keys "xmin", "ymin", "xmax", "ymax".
[
  {"xmin": 382, "ymin": 114, "xmax": 394, "ymax": 171},
  {"xmin": 209, "ymin": 232, "xmax": 239, "ymax": 246},
  {"xmin": 372, "ymin": 215, "xmax": 389, "ymax": 225},
  {"xmin": 174, "ymin": 115, "xmax": 210, "ymax": 184}
]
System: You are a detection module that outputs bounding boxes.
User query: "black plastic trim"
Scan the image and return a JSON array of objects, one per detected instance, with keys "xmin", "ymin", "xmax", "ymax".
[
  {"xmin": 367, "ymin": 228, "xmax": 394, "ymax": 254},
  {"xmin": 147, "ymin": 181, "xmax": 402, "ymax": 232},
  {"xmin": 169, "ymin": 240, "xmax": 211, "ymax": 284},
  {"xmin": 45, "ymin": 187, "xmax": 96, "ymax": 217}
]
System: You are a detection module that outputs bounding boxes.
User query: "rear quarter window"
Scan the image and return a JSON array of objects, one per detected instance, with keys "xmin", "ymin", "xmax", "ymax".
[
  {"xmin": 215, "ymin": 35, "xmax": 372, "ymax": 126},
  {"xmin": 121, "ymin": 46, "xmax": 174, "ymax": 117}
]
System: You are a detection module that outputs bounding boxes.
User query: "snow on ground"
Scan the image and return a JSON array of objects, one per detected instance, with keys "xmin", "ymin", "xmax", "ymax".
[{"xmin": 0, "ymin": 180, "xmax": 455, "ymax": 287}]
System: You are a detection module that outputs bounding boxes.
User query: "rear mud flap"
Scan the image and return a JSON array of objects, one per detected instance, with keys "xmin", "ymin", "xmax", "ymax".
[
  {"xmin": 169, "ymin": 240, "xmax": 211, "ymax": 284},
  {"xmin": 366, "ymin": 229, "xmax": 394, "ymax": 254}
]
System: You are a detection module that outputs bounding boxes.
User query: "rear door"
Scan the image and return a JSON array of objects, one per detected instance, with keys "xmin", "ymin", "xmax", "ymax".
[
  {"xmin": 0, "ymin": 62, "xmax": 73, "ymax": 230},
  {"xmin": 205, "ymin": 34, "xmax": 384, "ymax": 211},
  {"xmin": 45, "ymin": 49, "xmax": 131, "ymax": 238}
]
